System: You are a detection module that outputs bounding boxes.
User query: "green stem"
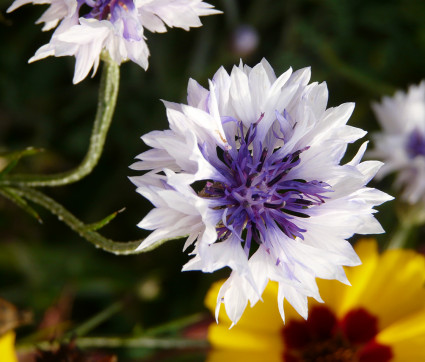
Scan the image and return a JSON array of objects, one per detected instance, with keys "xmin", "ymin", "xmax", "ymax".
[
  {"xmin": 77, "ymin": 337, "xmax": 208, "ymax": 349},
  {"xmin": 317, "ymin": 43, "xmax": 397, "ymax": 96},
  {"xmin": 0, "ymin": 59, "xmax": 119, "ymax": 187},
  {"xmin": 13, "ymin": 187, "xmax": 179, "ymax": 255},
  {"xmin": 144, "ymin": 313, "xmax": 205, "ymax": 336},
  {"xmin": 17, "ymin": 336, "xmax": 208, "ymax": 352},
  {"xmin": 386, "ymin": 202, "xmax": 425, "ymax": 249},
  {"xmin": 387, "ymin": 220, "xmax": 415, "ymax": 249},
  {"xmin": 68, "ymin": 302, "xmax": 123, "ymax": 338}
]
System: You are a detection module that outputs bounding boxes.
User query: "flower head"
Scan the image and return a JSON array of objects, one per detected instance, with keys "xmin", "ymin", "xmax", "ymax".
[
  {"xmin": 7, "ymin": 0, "xmax": 221, "ymax": 83},
  {"xmin": 205, "ymin": 239, "xmax": 425, "ymax": 362},
  {"xmin": 369, "ymin": 81, "xmax": 425, "ymax": 205},
  {"xmin": 130, "ymin": 59, "xmax": 392, "ymax": 325}
]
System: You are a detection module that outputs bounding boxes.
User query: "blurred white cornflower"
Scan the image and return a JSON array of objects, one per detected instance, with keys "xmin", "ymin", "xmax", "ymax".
[
  {"xmin": 7, "ymin": 0, "xmax": 221, "ymax": 83},
  {"xmin": 369, "ymin": 81, "xmax": 425, "ymax": 205},
  {"xmin": 130, "ymin": 59, "xmax": 392, "ymax": 326}
]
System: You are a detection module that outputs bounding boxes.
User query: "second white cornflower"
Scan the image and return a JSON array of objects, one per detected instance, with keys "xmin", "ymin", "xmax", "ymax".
[{"xmin": 369, "ymin": 81, "xmax": 425, "ymax": 205}]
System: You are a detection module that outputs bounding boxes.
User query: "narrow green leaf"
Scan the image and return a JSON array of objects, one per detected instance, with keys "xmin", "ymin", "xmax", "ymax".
[
  {"xmin": 0, "ymin": 159, "xmax": 19, "ymax": 177},
  {"xmin": 66, "ymin": 301, "xmax": 123, "ymax": 338},
  {"xmin": 85, "ymin": 208, "xmax": 126, "ymax": 231},
  {"xmin": 144, "ymin": 313, "xmax": 206, "ymax": 336},
  {"xmin": 0, "ymin": 147, "xmax": 43, "ymax": 159},
  {"xmin": 0, "ymin": 187, "xmax": 42, "ymax": 223},
  {"xmin": 0, "ymin": 147, "xmax": 44, "ymax": 177}
]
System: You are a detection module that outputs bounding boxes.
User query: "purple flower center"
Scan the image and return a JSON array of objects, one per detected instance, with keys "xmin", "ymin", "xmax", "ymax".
[
  {"xmin": 200, "ymin": 119, "xmax": 330, "ymax": 253},
  {"xmin": 79, "ymin": 0, "xmax": 142, "ymax": 41},
  {"xmin": 406, "ymin": 128, "xmax": 425, "ymax": 159}
]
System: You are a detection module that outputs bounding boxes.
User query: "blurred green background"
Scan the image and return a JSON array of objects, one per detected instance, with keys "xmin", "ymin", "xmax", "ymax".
[{"xmin": 1, "ymin": 0, "xmax": 425, "ymax": 360}]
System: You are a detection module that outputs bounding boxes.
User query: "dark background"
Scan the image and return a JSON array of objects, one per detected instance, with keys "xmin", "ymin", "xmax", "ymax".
[{"xmin": 1, "ymin": 0, "xmax": 424, "ymax": 360}]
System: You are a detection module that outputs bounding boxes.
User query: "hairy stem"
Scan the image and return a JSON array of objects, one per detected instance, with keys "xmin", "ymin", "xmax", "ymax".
[
  {"xmin": 17, "ymin": 336, "xmax": 208, "ymax": 352},
  {"xmin": 14, "ymin": 187, "xmax": 180, "ymax": 255},
  {"xmin": 1, "ymin": 59, "xmax": 119, "ymax": 187}
]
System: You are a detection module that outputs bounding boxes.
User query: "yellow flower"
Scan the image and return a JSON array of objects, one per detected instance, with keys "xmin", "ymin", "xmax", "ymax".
[
  {"xmin": 0, "ymin": 332, "xmax": 18, "ymax": 362},
  {"xmin": 205, "ymin": 239, "xmax": 425, "ymax": 361}
]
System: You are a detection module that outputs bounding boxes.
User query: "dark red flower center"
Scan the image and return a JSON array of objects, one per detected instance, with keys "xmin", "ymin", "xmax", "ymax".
[{"xmin": 282, "ymin": 306, "xmax": 393, "ymax": 362}]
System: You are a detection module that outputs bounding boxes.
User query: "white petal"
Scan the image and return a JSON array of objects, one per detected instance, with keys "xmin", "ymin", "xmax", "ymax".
[{"xmin": 229, "ymin": 65, "xmax": 256, "ymax": 126}]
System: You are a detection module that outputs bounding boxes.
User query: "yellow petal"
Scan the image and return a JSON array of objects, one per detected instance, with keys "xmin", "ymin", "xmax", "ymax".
[
  {"xmin": 206, "ymin": 349, "xmax": 281, "ymax": 362},
  {"xmin": 207, "ymin": 323, "xmax": 283, "ymax": 352},
  {"xmin": 343, "ymin": 242, "xmax": 425, "ymax": 330},
  {"xmin": 315, "ymin": 278, "xmax": 350, "ymax": 316},
  {"xmin": 377, "ymin": 308, "xmax": 425, "ymax": 361},
  {"xmin": 0, "ymin": 332, "xmax": 17, "ymax": 362},
  {"xmin": 336, "ymin": 239, "xmax": 380, "ymax": 317}
]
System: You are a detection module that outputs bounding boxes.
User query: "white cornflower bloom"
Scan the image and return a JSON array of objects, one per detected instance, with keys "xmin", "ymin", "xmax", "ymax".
[
  {"xmin": 130, "ymin": 59, "xmax": 392, "ymax": 326},
  {"xmin": 7, "ymin": 0, "xmax": 221, "ymax": 83},
  {"xmin": 369, "ymin": 81, "xmax": 425, "ymax": 205}
]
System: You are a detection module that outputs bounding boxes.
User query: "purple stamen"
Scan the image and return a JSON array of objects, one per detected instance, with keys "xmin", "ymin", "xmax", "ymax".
[
  {"xmin": 80, "ymin": 0, "xmax": 142, "ymax": 41},
  {"xmin": 406, "ymin": 128, "xmax": 425, "ymax": 159},
  {"xmin": 199, "ymin": 120, "xmax": 331, "ymax": 254}
]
